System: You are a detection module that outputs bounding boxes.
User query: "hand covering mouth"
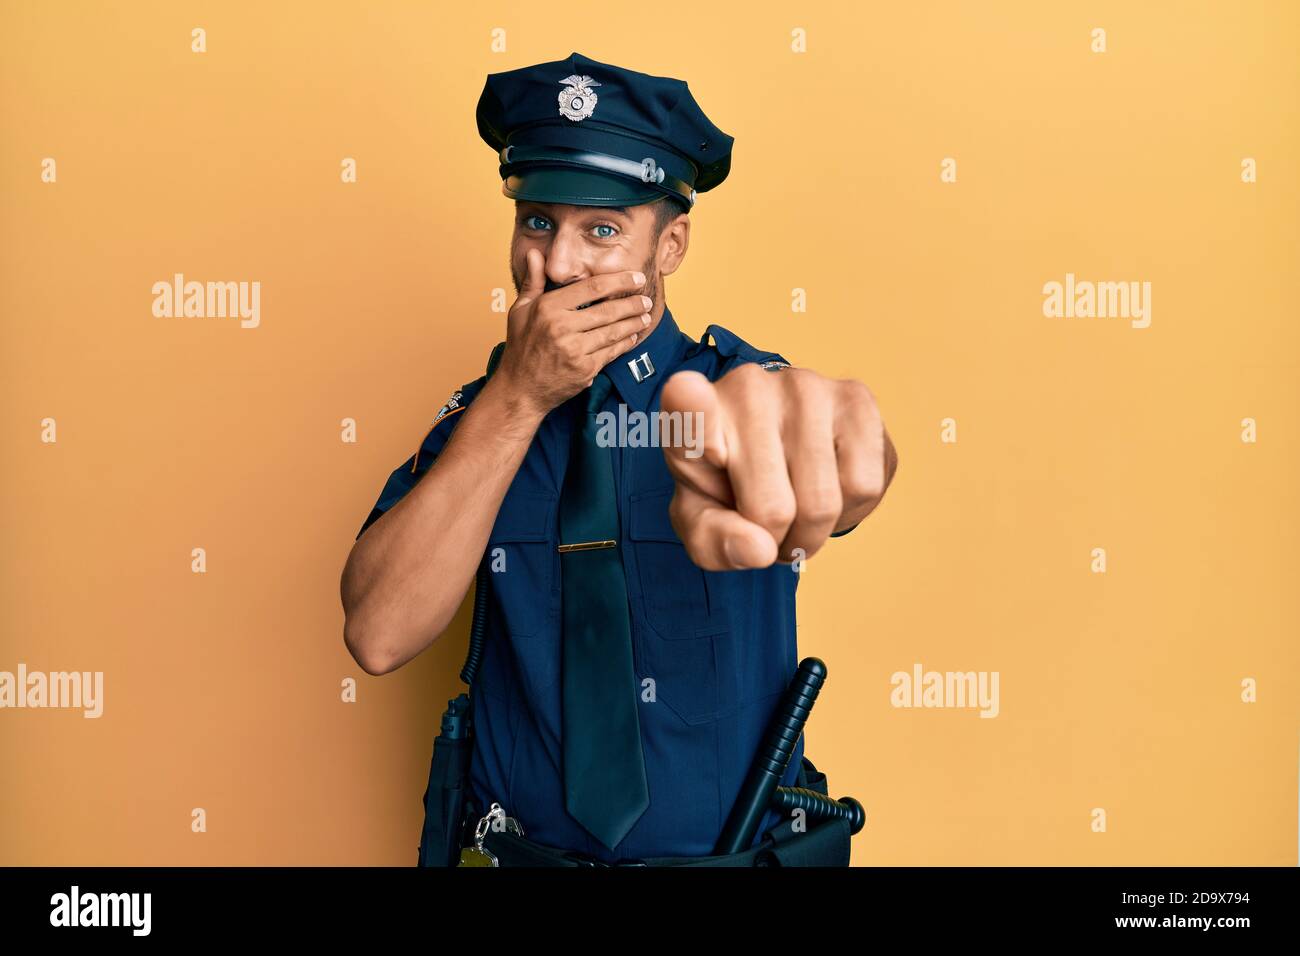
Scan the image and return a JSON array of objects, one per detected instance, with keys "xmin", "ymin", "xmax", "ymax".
[{"xmin": 576, "ymin": 295, "xmax": 612, "ymax": 311}]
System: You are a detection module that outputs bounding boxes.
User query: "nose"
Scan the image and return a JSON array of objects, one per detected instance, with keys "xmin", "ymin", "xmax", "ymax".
[{"xmin": 543, "ymin": 225, "xmax": 588, "ymax": 287}]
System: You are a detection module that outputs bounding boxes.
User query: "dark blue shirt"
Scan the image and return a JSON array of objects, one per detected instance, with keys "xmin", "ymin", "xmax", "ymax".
[{"xmin": 357, "ymin": 305, "xmax": 850, "ymax": 861}]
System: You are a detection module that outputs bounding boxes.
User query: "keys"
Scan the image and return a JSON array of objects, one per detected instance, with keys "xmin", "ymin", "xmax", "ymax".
[{"xmin": 457, "ymin": 802, "xmax": 525, "ymax": 867}]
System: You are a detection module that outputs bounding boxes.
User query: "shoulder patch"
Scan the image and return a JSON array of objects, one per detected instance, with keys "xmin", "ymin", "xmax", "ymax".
[
  {"xmin": 432, "ymin": 389, "xmax": 466, "ymax": 426},
  {"xmin": 410, "ymin": 376, "xmax": 486, "ymax": 473}
]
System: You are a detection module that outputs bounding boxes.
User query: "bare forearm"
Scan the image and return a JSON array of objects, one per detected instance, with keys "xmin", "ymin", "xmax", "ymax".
[
  {"xmin": 341, "ymin": 372, "xmax": 543, "ymax": 674},
  {"xmin": 342, "ymin": 260, "xmax": 651, "ymax": 671}
]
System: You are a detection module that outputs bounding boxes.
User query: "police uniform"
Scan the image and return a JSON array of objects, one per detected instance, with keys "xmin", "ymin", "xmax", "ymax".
[{"xmin": 357, "ymin": 52, "xmax": 856, "ymax": 866}]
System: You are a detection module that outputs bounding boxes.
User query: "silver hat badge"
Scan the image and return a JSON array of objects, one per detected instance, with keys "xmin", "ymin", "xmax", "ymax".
[{"xmin": 557, "ymin": 74, "xmax": 601, "ymax": 122}]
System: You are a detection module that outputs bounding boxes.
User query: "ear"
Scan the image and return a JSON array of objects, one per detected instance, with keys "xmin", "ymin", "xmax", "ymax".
[{"xmin": 656, "ymin": 212, "xmax": 691, "ymax": 277}]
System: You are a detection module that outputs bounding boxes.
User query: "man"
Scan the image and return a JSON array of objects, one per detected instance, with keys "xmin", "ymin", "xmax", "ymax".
[{"xmin": 340, "ymin": 52, "xmax": 897, "ymax": 865}]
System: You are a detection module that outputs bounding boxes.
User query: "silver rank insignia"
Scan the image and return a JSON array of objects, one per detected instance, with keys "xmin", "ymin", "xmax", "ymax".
[
  {"xmin": 557, "ymin": 74, "xmax": 600, "ymax": 122},
  {"xmin": 759, "ymin": 360, "xmax": 791, "ymax": 371}
]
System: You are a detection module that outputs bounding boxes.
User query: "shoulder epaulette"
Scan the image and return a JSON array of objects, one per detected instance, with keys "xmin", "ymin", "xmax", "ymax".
[{"xmin": 699, "ymin": 323, "xmax": 791, "ymax": 368}]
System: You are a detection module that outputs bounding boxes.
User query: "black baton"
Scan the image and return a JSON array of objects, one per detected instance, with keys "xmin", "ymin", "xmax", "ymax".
[
  {"xmin": 770, "ymin": 786, "xmax": 866, "ymax": 834},
  {"xmin": 713, "ymin": 657, "xmax": 826, "ymax": 855}
]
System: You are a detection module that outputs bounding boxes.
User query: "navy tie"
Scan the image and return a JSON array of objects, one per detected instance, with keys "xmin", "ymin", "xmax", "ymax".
[{"xmin": 558, "ymin": 372, "xmax": 649, "ymax": 850}]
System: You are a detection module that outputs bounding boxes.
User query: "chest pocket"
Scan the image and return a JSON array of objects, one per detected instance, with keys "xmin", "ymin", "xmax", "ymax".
[
  {"xmin": 486, "ymin": 490, "xmax": 557, "ymax": 640},
  {"xmin": 628, "ymin": 487, "xmax": 708, "ymax": 625},
  {"xmin": 628, "ymin": 486, "xmax": 721, "ymax": 725}
]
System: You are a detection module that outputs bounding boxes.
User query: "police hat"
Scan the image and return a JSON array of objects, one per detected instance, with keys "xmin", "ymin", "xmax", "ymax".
[{"xmin": 476, "ymin": 51, "xmax": 734, "ymax": 211}]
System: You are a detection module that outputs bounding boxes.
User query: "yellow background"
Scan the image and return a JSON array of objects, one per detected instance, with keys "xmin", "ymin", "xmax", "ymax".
[{"xmin": 1, "ymin": 0, "xmax": 1296, "ymax": 865}]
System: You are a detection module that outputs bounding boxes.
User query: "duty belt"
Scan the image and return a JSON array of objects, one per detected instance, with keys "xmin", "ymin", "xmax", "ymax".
[
  {"xmin": 478, "ymin": 816, "xmax": 852, "ymax": 863},
  {"xmin": 471, "ymin": 807, "xmax": 853, "ymax": 868}
]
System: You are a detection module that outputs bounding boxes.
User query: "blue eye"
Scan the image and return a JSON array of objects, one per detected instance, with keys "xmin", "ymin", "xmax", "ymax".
[
  {"xmin": 523, "ymin": 215, "xmax": 551, "ymax": 230},
  {"xmin": 592, "ymin": 224, "xmax": 617, "ymax": 239}
]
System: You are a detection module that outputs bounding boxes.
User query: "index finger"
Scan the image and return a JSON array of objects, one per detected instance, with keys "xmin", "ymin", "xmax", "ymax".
[
  {"xmin": 669, "ymin": 483, "xmax": 778, "ymax": 571},
  {"xmin": 546, "ymin": 270, "xmax": 647, "ymax": 312},
  {"xmin": 659, "ymin": 370, "xmax": 733, "ymax": 505}
]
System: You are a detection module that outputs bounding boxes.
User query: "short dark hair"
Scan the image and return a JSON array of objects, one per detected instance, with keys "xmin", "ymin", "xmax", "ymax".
[{"xmin": 649, "ymin": 194, "xmax": 689, "ymax": 234}]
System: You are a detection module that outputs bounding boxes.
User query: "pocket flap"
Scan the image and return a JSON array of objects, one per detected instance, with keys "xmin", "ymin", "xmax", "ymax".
[
  {"xmin": 629, "ymin": 488, "xmax": 680, "ymax": 543},
  {"xmin": 488, "ymin": 491, "xmax": 555, "ymax": 543}
]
